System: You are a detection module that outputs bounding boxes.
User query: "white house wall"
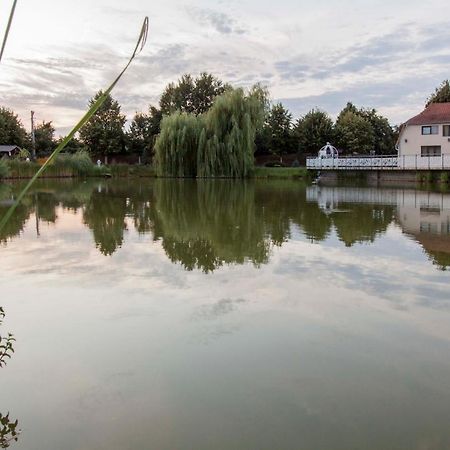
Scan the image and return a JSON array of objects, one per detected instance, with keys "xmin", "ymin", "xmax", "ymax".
[{"xmin": 399, "ymin": 124, "xmax": 450, "ymax": 156}]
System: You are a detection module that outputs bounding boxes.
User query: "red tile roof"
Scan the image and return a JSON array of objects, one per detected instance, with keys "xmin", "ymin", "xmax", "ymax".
[{"xmin": 406, "ymin": 102, "xmax": 450, "ymax": 125}]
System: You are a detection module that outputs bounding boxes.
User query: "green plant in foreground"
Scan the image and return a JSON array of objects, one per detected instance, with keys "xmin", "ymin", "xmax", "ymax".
[
  {"xmin": 0, "ymin": 0, "xmax": 17, "ymax": 63},
  {"xmin": 0, "ymin": 413, "xmax": 19, "ymax": 449},
  {"xmin": 0, "ymin": 307, "xmax": 19, "ymax": 448},
  {"xmin": 0, "ymin": 16, "xmax": 149, "ymax": 234}
]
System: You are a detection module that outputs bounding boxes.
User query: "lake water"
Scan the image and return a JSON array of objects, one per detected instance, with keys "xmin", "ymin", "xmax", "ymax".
[{"xmin": 1, "ymin": 178, "xmax": 450, "ymax": 450}]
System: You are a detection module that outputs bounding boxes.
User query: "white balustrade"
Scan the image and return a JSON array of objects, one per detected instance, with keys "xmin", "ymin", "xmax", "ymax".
[{"xmin": 306, "ymin": 155, "xmax": 450, "ymax": 170}]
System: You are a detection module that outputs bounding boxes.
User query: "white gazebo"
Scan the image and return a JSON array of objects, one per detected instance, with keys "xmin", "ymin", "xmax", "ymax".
[{"xmin": 318, "ymin": 143, "xmax": 339, "ymax": 159}]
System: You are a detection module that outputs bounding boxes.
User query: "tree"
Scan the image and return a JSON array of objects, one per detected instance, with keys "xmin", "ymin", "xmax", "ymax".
[
  {"xmin": 155, "ymin": 86, "xmax": 266, "ymax": 178},
  {"xmin": 0, "ymin": 107, "xmax": 29, "ymax": 148},
  {"xmin": 34, "ymin": 121, "xmax": 55, "ymax": 156},
  {"xmin": 264, "ymin": 103, "xmax": 293, "ymax": 162},
  {"xmin": 358, "ymin": 109, "xmax": 396, "ymax": 154},
  {"xmin": 335, "ymin": 110, "xmax": 375, "ymax": 154},
  {"xmin": 159, "ymin": 73, "xmax": 229, "ymax": 116},
  {"xmin": 79, "ymin": 91, "xmax": 126, "ymax": 158},
  {"xmin": 56, "ymin": 136, "xmax": 85, "ymax": 154},
  {"xmin": 426, "ymin": 80, "xmax": 450, "ymax": 106},
  {"xmin": 294, "ymin": 109, "xmax": 334, "ymax": 155},
  {"xmin": 334, "ymin": 102, "xmax": 395, "ymax": 155},
  {"xmin": 127, "ymin": 106, "xmax": 162, "ymax": 163}
]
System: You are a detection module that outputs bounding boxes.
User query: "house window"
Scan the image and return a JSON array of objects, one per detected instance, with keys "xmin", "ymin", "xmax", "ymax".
[
  {"xmin": 422, "ymin": 125, "xmax": 439, "ymax": 135},
  {"xmin": 421, "ymin": 146, "xmax": 441, "ymax": 156},
  {"xmin": 443, "ymin": 125, "xmax": 450, "ymax": 137}
]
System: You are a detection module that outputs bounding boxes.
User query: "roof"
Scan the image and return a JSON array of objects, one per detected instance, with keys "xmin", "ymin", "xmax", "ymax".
[
  {"xmin": 406, "ymin": 102, "xmax": 450, "ymax": 126},
  {"xmin": 0, "ymin": 145, "xmax": 20, "ymax": 153}
]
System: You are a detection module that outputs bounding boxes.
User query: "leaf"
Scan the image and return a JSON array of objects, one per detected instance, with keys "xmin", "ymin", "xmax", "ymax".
[{"xmin": 0, "ymin": 0, "xmax": 17, "ymax": 63}]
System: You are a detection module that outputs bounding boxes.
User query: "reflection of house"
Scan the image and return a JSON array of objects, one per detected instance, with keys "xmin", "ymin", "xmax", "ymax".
[
  {"xmin": 398, "ymin": 103, "xmax": 450, "ymax": 158},
  {"xmin": 0, "ymin": 145, "xmax": 20, "ymax": 158},
  {"xmin": 307, "ymin": 185, "xmax": 450, "ymax": 268}
]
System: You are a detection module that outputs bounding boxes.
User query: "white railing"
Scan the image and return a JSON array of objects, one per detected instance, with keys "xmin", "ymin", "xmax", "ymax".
[{"xmin": 306, "ymin": 155, "xmax": 450, "ymax": 170}]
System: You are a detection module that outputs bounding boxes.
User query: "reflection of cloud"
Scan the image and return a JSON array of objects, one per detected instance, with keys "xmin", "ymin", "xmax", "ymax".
[{"xmin": 192, "ymin": 298, "xmax": 247, "ymax": 321}]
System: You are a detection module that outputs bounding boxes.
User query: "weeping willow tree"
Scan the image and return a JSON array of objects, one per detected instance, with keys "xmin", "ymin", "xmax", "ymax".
[
  {"xmin": 154, "ymin": 112, "xmax": 203, "ymax": 177},
  {"xmin": 154, "ymin": 86, "xmax": 267, "ymax": 178}
]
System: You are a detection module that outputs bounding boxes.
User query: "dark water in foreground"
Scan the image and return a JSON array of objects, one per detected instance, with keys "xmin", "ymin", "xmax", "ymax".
[{"xmin": 1, "ymin": 179, "xmax": 450, "ymax": 450}]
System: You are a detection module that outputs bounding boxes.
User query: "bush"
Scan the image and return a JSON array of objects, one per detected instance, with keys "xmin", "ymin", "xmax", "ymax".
[{"xmin": 0, "ymin": 158, "xmax": 10, "ymax": 179}]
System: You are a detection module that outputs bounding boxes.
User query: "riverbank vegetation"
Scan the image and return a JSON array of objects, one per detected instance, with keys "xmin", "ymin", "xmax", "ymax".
[{"xmin": 1, "ymin": 77, "xmax": 450, "ymax": 174}]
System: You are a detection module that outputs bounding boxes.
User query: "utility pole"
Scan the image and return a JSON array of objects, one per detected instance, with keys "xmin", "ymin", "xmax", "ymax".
[{"xmin": 30, "ymin": 110, "xmax": 36, "ymax": 160}]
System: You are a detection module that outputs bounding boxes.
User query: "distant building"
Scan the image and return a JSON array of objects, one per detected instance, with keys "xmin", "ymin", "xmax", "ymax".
[
  {"xmin": 0, "ymin": 145, "xmax": 21, "ymax": 158},
  {"xmin": 398, "ymin": 103, "xmax": 450, "ymax": 158}
]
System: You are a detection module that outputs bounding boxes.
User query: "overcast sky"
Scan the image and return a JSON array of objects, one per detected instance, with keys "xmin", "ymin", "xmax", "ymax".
[{"xmin": 1, "ymin": 0, "xmax": 449, "ymax": 135}]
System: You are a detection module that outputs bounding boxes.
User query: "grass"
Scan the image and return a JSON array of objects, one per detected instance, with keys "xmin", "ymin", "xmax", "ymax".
[
  {"xmin": 3, "ymin": 151, "xmax": 110, "ymax": 179},
  {"xmin": 253, "ymin": 166, "xmax": 308, "ymax": 179},
  {"xmin": 107, "ymin": 164, "xmax": 156, "ymax": 178}
]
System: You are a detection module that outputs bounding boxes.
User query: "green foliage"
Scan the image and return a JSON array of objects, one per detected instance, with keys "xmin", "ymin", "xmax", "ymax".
[
  {"xmin": 127, "ymin": 107, "xmax": 162, "ymax": 162},
  {"xmin": 79, "ymin": 91, "xmax": 126, "ymax": 156},
  {"xmin": 160, "ymin": 72, "xmax": 229, "ymax": 116},
  {"xmin": 294, "ymin": 109, "xmax": 334, "ymax": 155},
  {"xmin": 426, "ymin": 80, "xmax": 450, "ymax": 106},
  {"xmin": 0, "ymin": 159, "xmax": 9, "ymax": 179},
  {"xmin": 358, "ymin": 108, "xmax": 396, "ymax": 154},
  {"xmin": 333, "ymin": 102, "xmax": 396, "ymax": 155},
  {"xmin": 156, "ymin": 87, "xmax": 266, "ymax": 178},
  {"xmin": 197, "ymin": 88, "xmax": 265, "ymax": 178},
  {"xmin": 0, "ymin": 107, "xmax": 29, "ymax": 148},
  {"xmin": 0, "ymin": 412, "xmax": 19, "ymax": 448},
  {"xmin": 155, "ymin": 112, "xmax": 203, "ymax": 177},
  {"xmin": 335, "ymin": 106, "xmax": 375, "ymax": 154},
  {"xmin": 15, "ymin": 148, "xmax": 30, "ymax": 160},
  {"xmin": 264, "ymin": 103, "xmax": 294, "ymax": 161},
  {"xmin": 55, "ymin": 136, "xmax": 85, "ymax": 154},
  {"xmin": 34, "ymin": 121, "xmax": 56, "ymax": 156},
  {"xmin": 0, "ymin": 307, "xmax": 15, "ymax": 368}
]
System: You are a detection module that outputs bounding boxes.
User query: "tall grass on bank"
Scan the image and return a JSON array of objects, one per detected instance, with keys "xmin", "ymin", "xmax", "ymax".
[
  {"xmin": 0, "ymin": 159, "xmax": 10, "ymax": 179},
  {"xmin": 0, "ymin": 17, "xmax": 149, "ymax": 234},
  {"xmin": 4, "ymin": 151, "xmax": 108, "ymax": 178}
]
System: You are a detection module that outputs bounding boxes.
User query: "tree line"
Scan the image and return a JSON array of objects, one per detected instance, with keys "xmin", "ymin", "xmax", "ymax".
[{"xmin": 1, "ymin": 76, "xmax": 450, "ymax": 162}]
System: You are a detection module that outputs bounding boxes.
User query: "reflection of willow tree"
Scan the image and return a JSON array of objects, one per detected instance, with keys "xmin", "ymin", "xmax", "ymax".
[
  {"xmin": 83, "ymin": 187, "xmax": 128, "ymax": 256},
  {"xmin": 0, "ymin": 307, "xmax": 20, "ymax": 448},
  {"xmin": 152, "ymin": 180, "xmax": 273, "ymax": 272},
  {"xmin": 331, "ymin": 205, "xmax": 394, "ymax": 247}
]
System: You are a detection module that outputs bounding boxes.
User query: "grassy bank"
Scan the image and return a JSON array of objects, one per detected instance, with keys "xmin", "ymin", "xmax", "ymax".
[
  {"xmin": 253, "ymin": 167, "xmax": 308, "ymax": 179},
  {"xmin": 0, "ymin": 157, "xmax": 155, "ymax": 180}
]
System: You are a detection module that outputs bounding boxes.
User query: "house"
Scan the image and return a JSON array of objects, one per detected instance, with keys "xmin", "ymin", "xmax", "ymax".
[
  {"xmin": 398, "ymin": 103, "xmax": 450, "ymax": 158},
  {"xmin": 0, "ymin": 145, "xmax": 21, "ymax": 158}
]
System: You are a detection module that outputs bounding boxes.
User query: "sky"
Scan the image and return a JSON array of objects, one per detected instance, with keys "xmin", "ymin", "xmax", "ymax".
[{"xmin": 1, "ymin": 0, "xmax": 450, "ymax": 136}]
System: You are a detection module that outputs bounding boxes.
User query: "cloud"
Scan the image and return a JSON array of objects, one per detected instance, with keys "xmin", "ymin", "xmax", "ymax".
[{"xmin": 186, "ymin": 6, "xmax": 246, "ymax": 35}]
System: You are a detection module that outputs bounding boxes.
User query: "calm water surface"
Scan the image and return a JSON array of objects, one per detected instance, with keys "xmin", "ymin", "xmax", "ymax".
[{"xmin": 1, "ymin": 179, "xmax": 450, "ymax": 450}]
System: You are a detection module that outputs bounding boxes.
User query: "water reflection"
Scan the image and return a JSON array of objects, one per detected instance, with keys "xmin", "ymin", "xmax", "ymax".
[{"xmin": 1, "ymin": 179, "xmax": 450, "ymax": 270}]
